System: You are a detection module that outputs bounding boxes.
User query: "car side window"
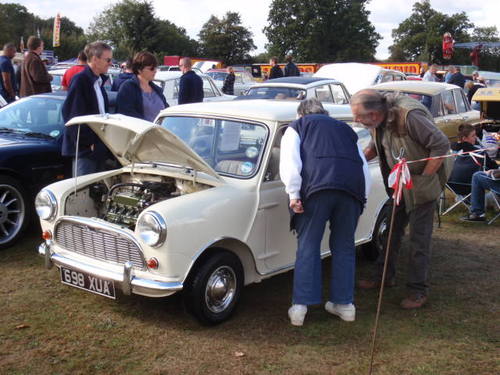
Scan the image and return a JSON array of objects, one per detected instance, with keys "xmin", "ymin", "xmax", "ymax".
[
  {"xmin": 203, "ymin": 77, "xmax": 216, "ymax": 98},
  {"xmin": 329, "ymin": 84, "xmax": 348, "ymax": 104},
  {"xmin": 264, "ymin": 125, "xmax": 287, "ymax": 182},
  {"xmin": 173, "ymin": 79, "xmax": 180, "ymax": 99},
  {"xmin": 453, "ymin": 90, "xmax": 467, "ymax": 113},
  {"xmin": 315, "ymin": 84, "xmax": 334, "ymax": 103},
  {"xmin": 381, "ymin": 74, "xmax": 393, "ymax": 82},
  {"xmin": 441, "ymin": 90, "xmax": 457, "ymax": 115}
]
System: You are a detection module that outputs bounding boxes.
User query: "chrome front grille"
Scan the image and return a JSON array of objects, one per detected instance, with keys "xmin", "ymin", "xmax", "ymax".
[{"xmin": 54, "ymin": 219, "xmax": 145, "ymax": 268}]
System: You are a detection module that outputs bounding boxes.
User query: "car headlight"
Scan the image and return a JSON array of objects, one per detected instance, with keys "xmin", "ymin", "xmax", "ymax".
[
  {"xmin": 35, "ymin": 190, "xmax": 57, "ymax": 221},
  {"xmin": 137, "ymin": 211, "xmax": 167, "ymax": 247}
]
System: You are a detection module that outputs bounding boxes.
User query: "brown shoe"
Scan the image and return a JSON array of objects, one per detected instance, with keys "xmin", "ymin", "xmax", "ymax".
[
  {"xmin": 400, "ymin": 294, "xmax": 427, "ymax": 309},
  {"xmin": 357, "ymin": 279, "xmax": 396, "ymax": 290}
]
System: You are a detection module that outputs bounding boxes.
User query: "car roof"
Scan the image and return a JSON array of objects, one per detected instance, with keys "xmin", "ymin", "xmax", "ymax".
[
  {"xmin": 267, "ymin": 76, "xmax": 341, "ymax": 85},
  {"xmin": 157, "ymin": 99, "xmax": 352, "ymax": 123},
  {"xmin": 154, "ymin": 71, "xmax": 183, "ymax": 81},
  {"xmin": 371, "ymin": 81, "xmax": 460, "ymax": 95}
]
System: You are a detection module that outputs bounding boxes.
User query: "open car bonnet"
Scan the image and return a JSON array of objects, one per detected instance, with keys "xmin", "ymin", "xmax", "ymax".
[{"xmin": 66, "ymin": 114, "xmax": 222, "ymax": 180}]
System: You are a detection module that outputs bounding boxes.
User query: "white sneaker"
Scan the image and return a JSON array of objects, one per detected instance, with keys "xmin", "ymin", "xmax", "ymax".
[
  {"xmin": 288, "ymin": 304, "xmax": 307, "ymax": 326},
  {"xmin": 325, "ymin": 301, "xmax": 355, "ymax": 322}
]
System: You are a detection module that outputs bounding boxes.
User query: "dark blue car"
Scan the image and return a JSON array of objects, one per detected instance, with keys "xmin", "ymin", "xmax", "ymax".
[{"xmin": 0, "ymin": 91, "xmax": 116, "ymax": 248}]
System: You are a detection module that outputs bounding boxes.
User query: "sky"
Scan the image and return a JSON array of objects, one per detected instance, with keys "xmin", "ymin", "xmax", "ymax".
[{"xmin": 5, "ymin": 0, "xmax": 500, "ymax": 60}]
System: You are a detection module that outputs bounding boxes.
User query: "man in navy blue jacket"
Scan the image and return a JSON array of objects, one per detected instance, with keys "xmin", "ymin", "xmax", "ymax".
[
  {"xmin": 178, "ymin": 57, "xmax": 203, "ymax": 104},
  {"xmin": 62, "ymin": 41, "xmax": 113, "ymax": 176}
]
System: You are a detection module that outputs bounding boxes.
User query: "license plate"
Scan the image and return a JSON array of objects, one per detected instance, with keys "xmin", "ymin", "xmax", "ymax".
[{"xmin": 60, "ymin": 266, "xmax": 116, "ymax": 299}]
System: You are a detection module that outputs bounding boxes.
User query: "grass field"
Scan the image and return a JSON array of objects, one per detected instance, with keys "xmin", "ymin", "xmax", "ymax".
[{"xmin": 1, "ymin": 210, "xmax": 498, "ymax": 375}]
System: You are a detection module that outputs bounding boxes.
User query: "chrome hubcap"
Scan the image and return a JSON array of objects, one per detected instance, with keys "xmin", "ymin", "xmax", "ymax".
[
  {"xmin": 0, "ymin": 184, "xmax": 24, "ymax": 244},
  {"xmin": 205, "ymin": 266, "xmax": 237, "ymax": 313}
]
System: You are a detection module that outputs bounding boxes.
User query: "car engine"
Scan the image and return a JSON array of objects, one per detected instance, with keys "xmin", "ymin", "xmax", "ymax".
[{"xmin": 89, "ymin": 180, "xmax": 177, "ymax": 228}]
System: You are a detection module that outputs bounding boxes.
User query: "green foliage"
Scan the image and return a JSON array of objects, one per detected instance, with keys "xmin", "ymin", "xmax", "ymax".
[
  {"xmin": 389, "ymin": 0, "xmax": 473, "ymax": 64},
  {"xmin": 264, "ymin": 0, "xmax": 380, "ymax": 62},
  {"xmin": 471, "ymin": 26, "xmax": 500, "ymax": 71},
  {"xmin": 0, "ymin": 3, "xmax": 86, "ymax": 60},
  {"xmin": 88, "ymin": 0, "xmax": 198, "ymax": 60},
  {"xmin": 198, "ymin": 12, "xmax": 256, "ymax": 65}
]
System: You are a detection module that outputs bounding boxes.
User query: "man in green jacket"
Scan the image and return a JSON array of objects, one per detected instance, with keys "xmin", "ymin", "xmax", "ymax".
[{"xmin": 350, "ymin": 89, "xmax": 450, "ymax": 309}]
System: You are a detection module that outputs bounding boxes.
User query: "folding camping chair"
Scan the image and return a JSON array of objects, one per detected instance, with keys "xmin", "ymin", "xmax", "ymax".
[
  {"xmin": 487, "ymin": 187, "xmax": 500, "ymax": 225},
  {"xmin": 439, "ymin": 181, "xmax": 472, "ymax": 216}
]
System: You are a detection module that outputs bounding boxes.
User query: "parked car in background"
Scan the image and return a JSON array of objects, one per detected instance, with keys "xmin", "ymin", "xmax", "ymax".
[
  {"xmin": 154, "ymin": 71, "xmax": 235, "ymax": 106},
  {"xmin": 0, "ymin": 91, "xmax": 117, "ymax": 249},
  {"xmin": 206, "ymin": 68, "xmax": 257, "ymax": 96},
  {"xmin": 36, "ymin": 99, "xmax": 389, "ymax": 324},
  {"xmin": 371, "ymin": 81, "xmax": 480, "ymax": 140},
  {"xmin": 49, "ymin": 68, "xmax": 67, "ymax": 91},
  {"xmin": 476, "ymin": 71, "xmax": 500, "ymax": 87},
  {"xmin": 242, "ymin": 76, "xmax": 351, "ymax": 104},
  {"xmin": 49, "ymin": 67, "xmax": 121, "ymax": 92},
  {"xmin": 314, "ymin": 62, "xmax": 406, "ymax": 95}
]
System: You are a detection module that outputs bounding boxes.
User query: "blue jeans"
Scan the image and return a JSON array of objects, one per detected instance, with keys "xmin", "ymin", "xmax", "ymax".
[
  {"xmin": 292, "ymin": 190, "xmax": 362, "ymax": 305},
  {"xmin": 471, "ymin": 171, "xmax": 500, "ymax": 215}
]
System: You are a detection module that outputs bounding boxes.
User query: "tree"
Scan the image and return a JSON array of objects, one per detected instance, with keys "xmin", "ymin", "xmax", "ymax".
[
  {"xmin": 89, "ymin": 0, "xmax": 198, "ymax": 60},
  {"xmin": 470, "ymin": 26, "xmax": 500, "ymax": 71},
  {"xmin": 88, "ymin": 0, "xmax": 160, "ymax": 59},
  {"xmin": 198, "ymin": 12, "xmax": 256, "ymax": 65},
  {"xmin": 264, "ymin": 0, "xmax": 380, "ymax": 62},
  {"xmin": 389, "ymin": 0, "xmax": 473, "ymax": 63}
]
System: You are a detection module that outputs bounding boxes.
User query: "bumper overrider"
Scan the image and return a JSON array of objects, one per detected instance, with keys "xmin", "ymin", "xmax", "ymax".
[{"xmin": 38, "ymin": 241, "xmax": 183, "ymax": 298}]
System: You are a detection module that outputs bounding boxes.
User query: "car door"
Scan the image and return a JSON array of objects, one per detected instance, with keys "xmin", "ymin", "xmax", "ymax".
[{"xmin": 257, "ymin": 124, "xmax": 298, "ymax": 271}]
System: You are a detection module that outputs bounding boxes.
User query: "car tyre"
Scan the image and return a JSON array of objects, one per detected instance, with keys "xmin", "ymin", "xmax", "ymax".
[
  {"xmin": 0, "ymin": 176, "xmax": 30, "ymax": 249},
  {"xmin": 362, "ymin": 204, "xmax": 390, "ymax": 262},
  {"xmin": 184, "ymin": 250, "xmax": 244, "ymax": 325}
]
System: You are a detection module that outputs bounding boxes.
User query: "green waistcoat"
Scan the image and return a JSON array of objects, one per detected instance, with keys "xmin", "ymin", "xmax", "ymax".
[{"xmin": 373, "ymin": 96, "xmax": 452, "ymax": 212}]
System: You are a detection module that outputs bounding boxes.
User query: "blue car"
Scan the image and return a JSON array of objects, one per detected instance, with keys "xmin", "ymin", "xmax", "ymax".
[{"xmin": 0, "ymin": 91, "xmax": 116, "ymax": 248}]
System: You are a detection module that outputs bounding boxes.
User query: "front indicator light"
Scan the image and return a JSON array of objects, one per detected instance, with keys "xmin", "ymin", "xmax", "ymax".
[{"xmin": 147, "ymin": 257, "xmax": 159, "ymax": 269}]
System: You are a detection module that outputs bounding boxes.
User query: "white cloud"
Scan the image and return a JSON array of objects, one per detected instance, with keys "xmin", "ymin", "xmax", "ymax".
[{"xmin": 8, "ymin": 0, "xmax": 500, "ymax": 60}]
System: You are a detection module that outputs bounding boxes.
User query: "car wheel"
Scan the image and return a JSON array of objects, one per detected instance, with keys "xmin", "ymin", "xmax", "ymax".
[
  {"xmin": 0, "ymin": 176, "xmax": 30, "ymax": 249},
  {"xmin": 362, "ymin": 205, "xmax": 390, "ymax": 262},
  {"xmin": 184, "ymin": 251, "xmax": 244, "ymax": 325}
]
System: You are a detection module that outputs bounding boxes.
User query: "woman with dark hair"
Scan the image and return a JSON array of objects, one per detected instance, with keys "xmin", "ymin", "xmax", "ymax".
[{"xmin": 116, "ymin": 51, "xmax": 168, "ymax": 121}]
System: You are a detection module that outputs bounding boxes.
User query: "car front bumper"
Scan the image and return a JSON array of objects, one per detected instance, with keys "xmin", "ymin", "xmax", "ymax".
[{"xmin": 38, "ymin": 242, "xmax": 183, "ymax": 298}]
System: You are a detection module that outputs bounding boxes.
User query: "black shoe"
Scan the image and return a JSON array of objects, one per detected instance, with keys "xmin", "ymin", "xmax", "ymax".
[{"xmin": 460, "ymin": 213, "xmax": 486, "ymax": 222}]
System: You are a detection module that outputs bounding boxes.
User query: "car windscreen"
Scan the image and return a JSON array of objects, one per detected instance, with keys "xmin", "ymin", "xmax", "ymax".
[
  {"xmin": 158, "ymin": 116, "xmax": 268, "ymax": 178},
  {"xmin": 207, "ymin": 72, "xmax": 227, "ymax": 81},
  {"xmin": 0, "ymin": 97, "xmax": 64, "ymax": 138},
  {"xmin": 245, "ymin": 86, "xmax": 306, "ymax": 100}
]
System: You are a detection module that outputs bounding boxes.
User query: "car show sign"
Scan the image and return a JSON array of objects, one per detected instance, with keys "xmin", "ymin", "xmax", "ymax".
[{"xmin": 53, "ymin": 13, "xmax": 61, "ymax": 47}]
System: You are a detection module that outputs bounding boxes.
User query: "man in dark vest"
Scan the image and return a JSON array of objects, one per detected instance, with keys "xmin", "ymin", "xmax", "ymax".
[
  {"xmin": 280, "ymin": 98, "xmax": 370, "ymax": 326},
  {"xmin": 350, "ymin": 90, "xmax": 451, "ymax": 309}
]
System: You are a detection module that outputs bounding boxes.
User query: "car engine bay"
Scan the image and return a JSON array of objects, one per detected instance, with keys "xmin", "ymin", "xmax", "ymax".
[{"xmin": 64, "ymin": 173, "xmax": 212, "ymax": 229}]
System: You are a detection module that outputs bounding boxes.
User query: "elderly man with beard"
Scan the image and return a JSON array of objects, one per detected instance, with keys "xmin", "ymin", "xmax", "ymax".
[{"xmin": 350, "ymin": 90, "xmax": 450, "ymax": 309}]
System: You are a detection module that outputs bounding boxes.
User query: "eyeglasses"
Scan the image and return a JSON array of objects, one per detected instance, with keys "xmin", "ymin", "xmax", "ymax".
[{"xmin": 100, "ymin": 57, "xmax": 112, "ymax": 63}]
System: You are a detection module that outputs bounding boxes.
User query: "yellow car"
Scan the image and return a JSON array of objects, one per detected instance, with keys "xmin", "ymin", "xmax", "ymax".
[{"xmin": 371, "ymin": 81, "xmax": 480, "ymax": 140}]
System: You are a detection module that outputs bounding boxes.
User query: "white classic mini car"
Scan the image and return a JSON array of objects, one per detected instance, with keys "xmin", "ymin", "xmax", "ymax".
[{"xmin": 36, "ymin": 100, "xmax": 389, "ymax": 324}]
